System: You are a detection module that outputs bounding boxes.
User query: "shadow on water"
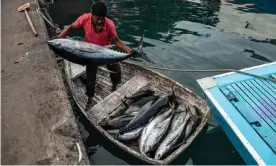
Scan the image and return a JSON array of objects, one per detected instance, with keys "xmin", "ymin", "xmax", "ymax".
[
  {"xmin": 243, "ymin": 49, "xmax": 272, "ymax": 63},
  {"xmin": 226, "ymin": 0, "xmax": 276, "ymax": 15},
  {"xmin": 41, "ymin": 0, "xmax": 276, "ymax": 164},
  {"xmin": 171, "ymin": 126, "xmax": 245, "ymax": 165}
]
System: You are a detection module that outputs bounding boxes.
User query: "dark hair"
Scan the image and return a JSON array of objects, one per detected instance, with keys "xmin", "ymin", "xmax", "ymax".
[{"xmin": 92, "ymin": 1, "xmax": 107, "ymax": 17}]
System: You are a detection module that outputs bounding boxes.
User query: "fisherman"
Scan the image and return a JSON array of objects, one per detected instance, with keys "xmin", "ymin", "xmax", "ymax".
[{"xmin": 55, "ymin": 1, "xmax": 139, "ymax": 110}]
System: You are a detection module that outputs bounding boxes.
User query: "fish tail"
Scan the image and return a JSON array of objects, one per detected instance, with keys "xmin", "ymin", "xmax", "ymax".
[
  {"xmin": 114, "ymin": 133, "xmax": 120, "ymax": 140},
  {"xmin": 169, "ymin": 86, "xmax": 177, "ymax": 102},
  {"xmin": 137, "ymin": 34, "xmax": 144, "ymax": 53},
  {"xmin": 136, "ymin": 35, "xmax": 155, "ymax": 64},
  {"xmin": 169, "ymin": 102, "xmax": 178, "ymax": 117},
  {"xmin": 169, "ymin": 101, "xmax": 175, "ymax": 109},
  {"xmin": 172, "ymin": 86, "xmax": 176, "ymax": 96}
]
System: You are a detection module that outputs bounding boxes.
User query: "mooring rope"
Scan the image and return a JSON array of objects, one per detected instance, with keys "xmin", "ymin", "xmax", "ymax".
[{"xmin": 133, "ymin": 64, "xmax": 276, "ymax": 82}]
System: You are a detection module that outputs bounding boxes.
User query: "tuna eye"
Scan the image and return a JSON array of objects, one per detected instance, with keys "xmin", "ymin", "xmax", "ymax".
[{"xmin": 53, "ymin": 43, "xmax": 61, "ymax": 47}]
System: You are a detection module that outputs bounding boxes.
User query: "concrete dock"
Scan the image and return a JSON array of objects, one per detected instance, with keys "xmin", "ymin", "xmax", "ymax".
[{"xmin": 1, "ymin": 0, "xmax": 89, "ymax": 164}]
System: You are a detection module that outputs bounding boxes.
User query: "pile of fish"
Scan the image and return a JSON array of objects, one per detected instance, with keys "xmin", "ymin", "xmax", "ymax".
[{"xmin": 102, "ymin": 88, "xmax": 201, "ymax": 160}]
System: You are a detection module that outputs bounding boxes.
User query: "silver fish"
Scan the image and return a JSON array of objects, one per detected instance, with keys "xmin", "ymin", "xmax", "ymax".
[
  {"xmin": 124, "ymin": 89, "xmax": 155, "ymax": 100},
  {"xmin": 105, "ymin": 94, "xmax": 152, "ymax": 121},
  {"xmin": 155, "ymin": 122, "xmax": 186, "ymax": 160},
  {"xmin": 106, "ymin": 115, "xmax": 134, "ymax": 129},
  {"xmin": 117, "ymin": 124, "xmax": 146, "ymax": 141},
  {"xmin": 170, "ymin": 105, "xmax": 187, "ymax": 131},
  {"xmin": 47, "ymin": 35, "xmax": 154, "ymax": 66},
  {"xmin": 188, "ymin": 104, "xmax": 199, "ymax": 117},
  {"xmin": 124, "ymin": 105, "xmax": 140, "ymax": 115},
  {"xmin": 124, "ymin": 95, "xmax": 159, "ymax": 116},
  {"xmin": 154, "ymin": 106, "xmax": 188, "ymax": 160},
  {"xmin": 125, "ymin": 111, "xmax": 139, "ymax": 117},
  {"xmin": 119, "ymin": 99, "xmax": 156, "ymax": 134},
  {"xmin": 107, "ymin": 129, "xmax": 119, "ymax": 134},
  {"xmin": 120, "ymin": 92, "xmax": 175, "ymax": 134},
  {"xmin": 183, "ymin": 110, "xmax": 192, "ymax": 130},
  {"xmin": 184, "ymin": 105, "xmax": 199, "ymax": 139},
  {"xmin": 139, "ymin": 107, "xmax": 174, "ymax": 155}
]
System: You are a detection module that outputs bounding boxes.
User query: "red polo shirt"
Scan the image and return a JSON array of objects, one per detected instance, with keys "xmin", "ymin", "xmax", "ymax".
[{"xmin": 73, "ymin": 13, "xmax": 117, "ymax": 46}]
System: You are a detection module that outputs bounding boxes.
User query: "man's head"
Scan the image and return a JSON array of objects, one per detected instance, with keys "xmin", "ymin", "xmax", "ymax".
[{"xmin": 91, "ymin": 1, "xmax": 107, "ymax": 33}]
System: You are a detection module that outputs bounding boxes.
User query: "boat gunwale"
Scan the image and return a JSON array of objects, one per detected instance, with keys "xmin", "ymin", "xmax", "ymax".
[{"xmin": 65, "ymin": 60, "xmax": 211, "ymax": 165}]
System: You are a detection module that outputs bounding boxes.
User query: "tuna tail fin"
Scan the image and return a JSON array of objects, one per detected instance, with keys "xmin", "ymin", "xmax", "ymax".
[
  {"xmin": 137, "ymin": 34, "xmax": 144, "ymax": 52},
  {"xmin": 169, "ymin": 86, "xmax": 177, "ymax": 101},
  {"xmin": 136, "ymin": 35, "xmax": 155, "ymax": 64}
]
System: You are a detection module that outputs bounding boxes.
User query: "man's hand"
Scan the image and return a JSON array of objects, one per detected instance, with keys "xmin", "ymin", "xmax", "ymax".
[
  {"xmin": 111, "ymin": 36, "xmax": 141, "ymax": 58},
  {"xmin": 129, "ymin": 48, "xmax": 139, "ymax": 58},
  {"xmin": 111, "ymin": 36, "xmax": 133, "ymax": 54},
  {"xmin": 57, "ymin": 24, "xmax": 75, "ymax": 38}
]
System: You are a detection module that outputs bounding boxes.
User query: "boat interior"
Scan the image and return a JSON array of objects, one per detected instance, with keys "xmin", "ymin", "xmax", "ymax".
[{"xmin": 65, "ymin": 60, "xmax": 210, "ymax": 164}]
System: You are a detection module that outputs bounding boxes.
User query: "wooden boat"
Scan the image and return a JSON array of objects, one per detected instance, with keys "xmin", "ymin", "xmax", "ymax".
[
  {"xmin": 64, "ymin": 59, "xmax": 211, "ymax": 165},
  {"xmin": 197, "ymin": 62, "xmax": 276, "ymax": 165}
]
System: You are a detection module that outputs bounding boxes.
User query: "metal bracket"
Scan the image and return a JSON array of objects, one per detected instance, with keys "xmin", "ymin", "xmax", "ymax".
[{"xmin": 226, "ymin": 92, "xmax": 238, "ymax": 102}]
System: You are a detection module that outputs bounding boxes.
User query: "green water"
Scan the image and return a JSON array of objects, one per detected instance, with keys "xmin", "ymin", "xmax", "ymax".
[{"xmin": 43, "ymin": 0, "xmax": 276, "ymax": 164}]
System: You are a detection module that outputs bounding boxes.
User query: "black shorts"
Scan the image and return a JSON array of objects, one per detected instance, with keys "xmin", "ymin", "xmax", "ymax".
[{"xmin": 86, "ymin": 63, "xmax": 121, "ymax": 97}]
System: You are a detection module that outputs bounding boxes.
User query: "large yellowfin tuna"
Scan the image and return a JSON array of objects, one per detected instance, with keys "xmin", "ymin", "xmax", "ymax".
[{"xmin": 47, "ymin": 35, "xmax": 154, "ymax": 65}]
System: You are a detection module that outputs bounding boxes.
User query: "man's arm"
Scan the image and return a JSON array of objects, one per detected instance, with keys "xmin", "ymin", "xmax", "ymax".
[
  {"xmin": 111, "ymin": 36, "xmax": 132, "ymax": 54},
  {"xmin": 57, "ymin": 14, "xmax": 86, "ymax": 38},
  {"xmin": 57, "ymin": 24, "xmax": 75, "ymax": 38}
]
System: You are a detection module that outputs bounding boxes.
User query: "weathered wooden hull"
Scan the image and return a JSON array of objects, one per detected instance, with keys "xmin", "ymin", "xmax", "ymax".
[{"xmin": 64, "ymin": 60, "xmax": 211, "ymax": 165}]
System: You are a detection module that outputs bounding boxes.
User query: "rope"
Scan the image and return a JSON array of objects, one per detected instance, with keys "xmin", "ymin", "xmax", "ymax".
[
  {"xmin": 74, "ymin": 142, "xmax": 82, "ymax": 165},
  {"xmin": 133, "ymin": 64, "xmax": 276, "ymax": 82},
  {"xmin": 36, "ymin": 7, "xmax": 61, "ymax": 34}
]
